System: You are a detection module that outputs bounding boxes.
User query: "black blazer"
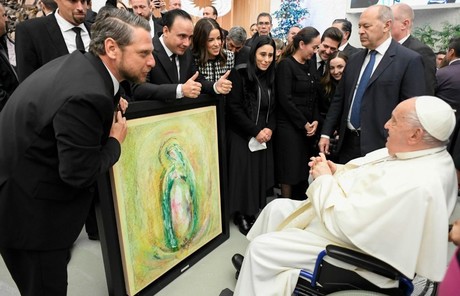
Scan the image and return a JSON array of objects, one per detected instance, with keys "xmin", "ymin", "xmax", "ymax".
[
  {"xmin": 15, "ymin": 14, "xmax": 91, "ymax": 82},
  {"xmin": 0, "ymin": 52, "xmax": 120, "ymax": 250},
  {"xmin": 436, "ymin": 60, "xmax": 460, "ymax": 121},
  {"xmin": 132, "ymin": 36, "xmax": 214, "ymax": 102},
  {"xmin": 341, "ymin": 43, "xmax": 361, "ymax": 58},
  {"xmin": 0, "ymin": 42, "xmax": 18, "ymax": 111},
  {"xmin": 321, "ymin": 39, "xmax": 426, "ymax": 156},
  {"xmin": 402, "ymin": 35, "xmax": 437, "ymax": 95}
]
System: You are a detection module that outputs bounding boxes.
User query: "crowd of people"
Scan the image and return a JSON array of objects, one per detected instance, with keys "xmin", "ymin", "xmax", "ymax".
[{"xmin": 1, "ymin": 0, "xmax": 460, "ymax": 295}]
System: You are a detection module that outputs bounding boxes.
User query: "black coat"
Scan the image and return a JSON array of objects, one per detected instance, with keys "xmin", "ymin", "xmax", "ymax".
[
  {"xmin": 0, "ymin": 38, "xmax": 18, "ymax": 111},
  {"xmin": 0, "ymin": 52, "xmax": 120, "ymax": 250},
  {"xmin": 14, "ymin": 13, "xmax": 91, "ymax": 82}
]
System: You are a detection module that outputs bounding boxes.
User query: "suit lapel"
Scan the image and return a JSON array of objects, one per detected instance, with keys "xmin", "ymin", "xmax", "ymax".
[
  {"xmin": 345, "ymin": 50, "xmax": 367, "ymax": 106},
  {"xmin": 153, "ymin": 37, "xmax": 179, "ymax": 83},
  {"xmin": 367, "ymin": 40, "xmax": 397, "ymax": 86},
  {"xmin": 45, "ymin": 15, "xmax": 69, "ymax": 55}
]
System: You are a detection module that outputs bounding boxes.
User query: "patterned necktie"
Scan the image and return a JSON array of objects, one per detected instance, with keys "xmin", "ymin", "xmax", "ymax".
[
  {"xmin": 72, "ymin": 27, "xmax": 85, "ymax": 52},
  {"xmin": 350, "ymin": 50, "xmax": 377, "ymax": 129}
]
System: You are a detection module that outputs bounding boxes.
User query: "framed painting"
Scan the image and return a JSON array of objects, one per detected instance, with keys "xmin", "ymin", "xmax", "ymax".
[{"xmin": 97, "ymin": 95, "xmax": 229, "ymax": 296}]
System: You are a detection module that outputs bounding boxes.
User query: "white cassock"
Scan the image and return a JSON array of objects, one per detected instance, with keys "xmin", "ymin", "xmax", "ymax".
[{"xmin": 234, "ymin": 147, "xmax": 458, "ymax": 296}]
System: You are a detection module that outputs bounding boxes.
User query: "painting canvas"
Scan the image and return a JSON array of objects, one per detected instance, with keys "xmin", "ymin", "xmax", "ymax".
[{"xmin": 110, "ymin": 106, "xmax": 222, "ymax": 296}]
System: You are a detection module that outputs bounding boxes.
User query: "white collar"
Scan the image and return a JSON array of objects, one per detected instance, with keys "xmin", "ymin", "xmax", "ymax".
[
  {"xmin": 397, "ymin": 34, "xmax": 410, "ymax": 45},
  {"xmin": 339, "ymin": 41, "xmax": 349, "ymax": 51},
  {"xmin": 372, "ymin": 36, "xmax": 392, "ymax": 56},
  {"xmin": 395, "ymin": 146, "xmax": 446, "ymax": 160},
  {"xmin": 449, "ymin": 58, "xmax": 460, "ymax": 65},
  {"xmin": 159, "ymin": 35, "xmax": 174, "ymax": 58},
  {"xmin": 101, "ymin": 63, "xmax": 120, "ymax": 96}
]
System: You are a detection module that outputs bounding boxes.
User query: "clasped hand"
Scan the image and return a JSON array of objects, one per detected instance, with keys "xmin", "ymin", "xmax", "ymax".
[
  {"xmin": 256, "ymin": 128, "xmax": 272, "ymax": 143},
  {"xmin": 305, "ymin": 121, "xmax": 318, "ymax": 137},
  {"xmin": 308, "ymin": 153, "xmax": 336, "ymax": 180}
]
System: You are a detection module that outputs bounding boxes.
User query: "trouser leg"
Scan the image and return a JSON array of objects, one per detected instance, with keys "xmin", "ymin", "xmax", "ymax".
[{"xmin": 0, "ymin": 247, "xmax": 69, "ymax": 296}]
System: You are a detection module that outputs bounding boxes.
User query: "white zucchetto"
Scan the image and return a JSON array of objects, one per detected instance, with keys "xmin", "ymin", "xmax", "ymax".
[{"xmin": 415, "ymin": 96, "xmax": 456, "ymax": 141}]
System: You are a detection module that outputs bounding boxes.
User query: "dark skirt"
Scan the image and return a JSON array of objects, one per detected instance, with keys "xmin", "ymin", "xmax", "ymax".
[
  {"xmin": 274, "ymin": 119, "xmax": 315, "ymax": 184},
  {"xmin": 226, "ymin": 128, "xmax": 275, "ymax": 216}
]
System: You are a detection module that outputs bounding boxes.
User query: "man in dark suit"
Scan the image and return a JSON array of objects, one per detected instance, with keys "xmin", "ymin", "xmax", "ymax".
[
  {"xmin": 0, "ymin": 9, "xmax": 154, "ymax": 295},
  {"xmin": 332, "ymin": 18, "xmax": 361, "ymax": 57},
  {"xmin": 309, "ymin": 27, "xmax": 342, "ymax": 78},
  {"xmin": 0, "ymin": 3, "xmax": 18, "ymax": 111},
  {"xmin": 245, "ymin": 12, "xmax": 272, "ymax": 47},
  {"xmin": 226, "ymin": 26, "xmax": 250, "ymax": 66},
  {"xmin": 203, "ymin": 5, "xmax": 229, "ymax": 40},
  {"xmin": 391, "ymin": 3, "xmax": 436, "ymax": 95},
  {"xmin": 318, "ymin": 5, "xmax": 426, "ymax": 164},
  {"xmin": 15, "ymin": 0, "xmax": 91, "ymax": 82},
  {"xmin": 436, "ymin": 37, "xmax": 460, "ymax": 121},
  {"xmin": 132, "ymin": 9, "xmax": 232, "ymax": 102},
  {"xmin": 131, "ymin": 0, "xmax": 162, "ymax": 38}
]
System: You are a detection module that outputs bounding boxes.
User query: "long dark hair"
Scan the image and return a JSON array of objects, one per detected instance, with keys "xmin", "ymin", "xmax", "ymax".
[
  {"xmin": 247, "ymin": 35, "xmax": 276, "ymax": 85},
  {"xmin": 191, "ymin": 18, "xmax": 227, "ymax": 67},
  {"xmin": 280, "ymin": 26, "xmax": 320, "ymax": 61},
  {"xmin": 320, "ymin": 51, "xmax": 348, "ymax": 96}
]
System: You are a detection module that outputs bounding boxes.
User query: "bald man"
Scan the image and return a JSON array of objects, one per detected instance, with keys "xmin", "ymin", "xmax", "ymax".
[{"xmin": 391, "ymin": 3, "xmax": 436, "ymax": 95}]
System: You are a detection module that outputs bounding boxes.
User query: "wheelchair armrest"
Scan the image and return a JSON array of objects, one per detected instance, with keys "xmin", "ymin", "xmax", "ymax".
[{"xmin": 325, "ymin": 245, "xmax": 404, "ymax": 280}]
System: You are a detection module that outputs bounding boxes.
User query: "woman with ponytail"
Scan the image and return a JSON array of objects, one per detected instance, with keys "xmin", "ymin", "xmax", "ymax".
[{"xmin": 275, "ymin": 27, "xmax": 322, "ymax": 200}]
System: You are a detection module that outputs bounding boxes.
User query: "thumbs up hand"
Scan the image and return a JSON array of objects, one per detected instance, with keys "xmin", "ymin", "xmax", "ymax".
[
  {"xmin": 215, "ymin": 70, "xmax": 232, "ymax": 95},
  {"xmin": 182, "ymin": 71, "xmax": 202, "ymax": 98}
]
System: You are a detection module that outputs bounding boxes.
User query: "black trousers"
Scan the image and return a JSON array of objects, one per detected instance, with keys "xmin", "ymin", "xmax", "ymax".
[
  {"xmin": 0, "ymin": 247, "xmax": 69, "ymax": 296},
  {"xmin": 338, "ymin": 129, "xmax": 362, "ymax": 164}
]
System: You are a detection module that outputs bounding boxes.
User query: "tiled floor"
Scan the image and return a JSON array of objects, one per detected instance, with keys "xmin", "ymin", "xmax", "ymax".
[
  {"xmin": 0, "ymin": 222, "xmax": 248, "ymax": 296},
  {"xmin": 1, "ymin": 197, "xmax": 459, "ymax": 296}
]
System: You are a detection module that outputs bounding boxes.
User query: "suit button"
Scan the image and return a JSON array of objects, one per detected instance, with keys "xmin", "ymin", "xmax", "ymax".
[{"xmin": 89, "ymin": 187, "xmax": 95, "ymax": 193}]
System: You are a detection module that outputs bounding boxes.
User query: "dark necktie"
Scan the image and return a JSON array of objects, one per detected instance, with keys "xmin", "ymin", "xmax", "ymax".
[
  {"xmin": 350, "ymin": 50, "xmax": 377, "ymax": 129},
  {"xmin": 170, "ymin": 53, "xmax": 179, "ymax": 82},
  {"xmin": 72, "ymin": 27, "xmax": 85, "ymax": 52},
  {"xmin": 317, "ymin": 60, "xmax": 325, "ymax": 76}
]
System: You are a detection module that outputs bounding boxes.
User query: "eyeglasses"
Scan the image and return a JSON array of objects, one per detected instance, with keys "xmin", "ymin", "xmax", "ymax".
[{"xmin": 258, "ymin": 22, "xmax": 270, "ymax": 26}]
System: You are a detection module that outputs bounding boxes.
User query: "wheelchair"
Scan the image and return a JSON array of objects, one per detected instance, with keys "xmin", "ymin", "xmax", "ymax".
[{"xmin": 294, "ymin": 245, "xmax": 438, "ymax": 296}]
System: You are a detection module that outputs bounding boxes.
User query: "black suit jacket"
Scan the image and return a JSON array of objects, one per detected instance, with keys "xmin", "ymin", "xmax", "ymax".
[
  {"xmin": 234, "ymin": 46, "xmax": 250, "ymax": 66},
  {"xmin": 436, "ymin": 60, "xmax": 460, "ymax": 121},
  {"xmin": 0, "ymin": 51, "xmax": 120, "ymax": 250},
  {"xmin": 132, "ymin": 36, "xmax": 214, "ymax": 102},
  {"xmin": 341, "ymin": 43, "xmax": 361, "ymax": 58},
  {"xmin": 15, "ymin": 14, "xmax": 91, "ymax": 82},
  {"xmin": 0, "ymin": 42, "xmax": 18, "ymax": 111},
  {"xmin": 402, "ymin": 35, "xmax": 437, "ymax": 95},
  {"xmin": 321, "ymin": 39, "xmax": 426, "ymax": 156}
]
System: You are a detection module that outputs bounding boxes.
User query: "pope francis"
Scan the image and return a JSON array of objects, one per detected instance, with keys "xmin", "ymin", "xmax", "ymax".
[{"xmin": 233, "ymin": 96, "xmax": 458, "ymax": 296}]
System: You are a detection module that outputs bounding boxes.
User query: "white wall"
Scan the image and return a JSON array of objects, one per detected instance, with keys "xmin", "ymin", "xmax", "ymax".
[{"xmin": 270, "ymin": 0, "xmax": 460, "ymax": 50}]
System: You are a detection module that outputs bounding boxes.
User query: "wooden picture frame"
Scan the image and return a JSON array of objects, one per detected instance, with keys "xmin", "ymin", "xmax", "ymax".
[{"xmin": 97, "ymin": 95, "xmax": 229, "ymax": 296}]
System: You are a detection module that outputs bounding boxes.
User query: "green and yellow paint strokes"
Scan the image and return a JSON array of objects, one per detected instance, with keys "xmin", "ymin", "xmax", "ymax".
[{"xmin": 110, "ymin": 106, "xmax": 222, "ymax": 296}]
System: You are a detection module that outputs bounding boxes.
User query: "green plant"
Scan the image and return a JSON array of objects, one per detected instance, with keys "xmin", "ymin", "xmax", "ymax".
[{"xmin": 413, "ymin": 22, "xmax": 460, "ymax": 52}]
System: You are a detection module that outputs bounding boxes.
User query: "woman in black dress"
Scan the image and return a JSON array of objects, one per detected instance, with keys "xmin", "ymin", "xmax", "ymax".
[
  {"xmin": 226, "ymin": 36, "xmax": 276, "ymax": 234},
  {"xmin": 275, "ymin": 27, "xmax": 322, "ymax": 199}
]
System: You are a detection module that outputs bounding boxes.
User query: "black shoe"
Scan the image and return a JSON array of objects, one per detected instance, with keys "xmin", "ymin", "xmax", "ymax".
[
  {"xmin": 233, "ymin": 213, "xmax": 253, "ymax": 235},
  {"xmin": 87, "ymin": 232, "xmax": 99, "ymax": 241},
  {"xmin": 231, "ymin": 253, "xmax": 244, "ymax": 272}
]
